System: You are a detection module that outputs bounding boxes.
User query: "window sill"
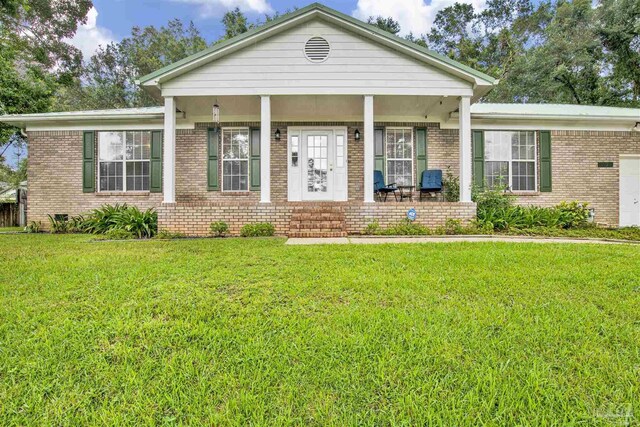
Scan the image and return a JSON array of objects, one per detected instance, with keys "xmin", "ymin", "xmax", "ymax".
[
  {"xmin": 220, "ymin": 191, "xmax": 254, "ymax": 196},
  {"xmin": 96, "ymin": 191, "xmax": 151, "ymax": 197},
  {"xmin": 508, "ymin": 191, "xmax": 540, "ymax": 197}
]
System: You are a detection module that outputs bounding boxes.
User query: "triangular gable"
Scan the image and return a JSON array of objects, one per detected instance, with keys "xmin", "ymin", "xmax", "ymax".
[
  {"xmin": 137, "ymin": 3, "xmax": 496, "ymax": 93},
  {"xmin": 159, "ymin": 18, "xmax": 475, "ymax": 97}
]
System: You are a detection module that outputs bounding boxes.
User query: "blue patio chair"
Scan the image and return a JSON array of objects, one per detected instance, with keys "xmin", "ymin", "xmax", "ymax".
[
  {"xmin": 419, "ymin": 169, "xmax": 443, "ymax": 201},
  {"xmin": 374, "ymin": 170, "xmax": 398, "ymax": 202}
]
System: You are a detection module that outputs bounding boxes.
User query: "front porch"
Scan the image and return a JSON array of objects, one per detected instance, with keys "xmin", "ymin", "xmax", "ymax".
[
  {"xmin": 159, "ymin": 200, "xmax": 477, "ymax": 237},
  {"xmin": 158, "ymin": 94, "xmax": 477, "ymax": 237}
]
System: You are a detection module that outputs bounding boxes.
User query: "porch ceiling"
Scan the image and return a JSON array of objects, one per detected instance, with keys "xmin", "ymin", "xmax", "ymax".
[{"xmin": 176, "ymin": 95, "xmax": 460, "ymax": 124}]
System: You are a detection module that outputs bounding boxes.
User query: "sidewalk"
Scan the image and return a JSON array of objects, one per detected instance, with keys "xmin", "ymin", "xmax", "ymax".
[{"xmin": 285, "ymin": 235, "xmax": 634, "ymax": 245}]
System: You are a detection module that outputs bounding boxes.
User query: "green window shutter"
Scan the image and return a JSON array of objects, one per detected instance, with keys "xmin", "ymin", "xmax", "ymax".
[
  {"xmin": 374, "ymin": 127, "xmax": 385, "ymax": 177},
  {"xmin": 150, "ymin": 130, "xmax": 163, "ymax": 193},
  {"xmin": 250, "ymin": 128, "xmax": 261, "ymax": 191},
  {"xmin": 539, "ymin": 130, "xmax": 552, "ymax": 192},
  {"xmin": 207, "ymin": 128, "xmax": 219, "ymax": 191},
  {"xmin": 416, "ymin": 128, "xmax": 427, "ymax": 184},
  {"xmin": 82, "ymin": 131, "xmax": 95, "ymax": 193},
  {"xmin": 472, "ymin": 130, "xmax": 485, "ymax": 191}
]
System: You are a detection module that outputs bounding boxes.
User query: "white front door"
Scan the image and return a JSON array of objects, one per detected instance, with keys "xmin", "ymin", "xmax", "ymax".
[
  {"xmin": 620, "ymin": 155, "xmax": 640, "ymax": 227},
  {"xmin": 288, "ymin": 127, "xmax": 348, "ymax": 201},
  {"xmin": 302, "ymin": 130, "xmax": 333, "ymax": 200}
]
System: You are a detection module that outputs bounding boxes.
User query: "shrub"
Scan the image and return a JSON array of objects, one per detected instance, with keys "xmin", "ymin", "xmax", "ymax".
[
  {"xmin": 155, "ymin": 230, "xmax": 186, "ymax": 240},
  {"xmin": 47, "ymin": 214, "xmax": 88, "ymax": 234},
  {"xmin": 444, "ymin": 219, "xmax": 464, "ymax": 235},
  {"xmin": 240, "ymin": 222, "xmax": 275, "ymax": 237},
  {"xmin": 442, "ymin": 167, "xmax": 460, "ymax": 202},
  {"xmin": 556, "ymin": 201, "xmax": 589, "ymax": 229},
  {"xmin": 363, "ymin": 220, "xmax": 381, "ymax": 235},
  {"xmin": 476, "ymin": 199, "xmax": 591, "ymax": 232},
  {"xmin": 362, "ymin": 219, "xmax": 430, "ymax": 235},
  {"xmin": 83, "ymin": 204, "xmax": 157, "ymax": 238},
  {"xmin": 25, "ymin": 221, "xmax": 41, "ymax": 233},
  {"xmin": 210, "ymin": 221, "xmax": 229, "ymax": 237},
  {"xmin": 48, "ymin": 214, "xmax": 70, "ymax": 233}
]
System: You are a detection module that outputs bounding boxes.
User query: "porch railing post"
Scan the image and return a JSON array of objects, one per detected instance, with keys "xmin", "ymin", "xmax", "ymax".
[
  {"xmin": 163, "ymin": 96, "xmax": 176, "ymax": 204},
  {"xmin": 458, "ymin": 96, "xmax": 472, "ymax": 202},
  {"xmin": 364, "ymin": 95, "xmax": 374, "ymax": 203},
  {"xmin": 260, "ymin": 95, "xmax": 271, "ymax": 203}
]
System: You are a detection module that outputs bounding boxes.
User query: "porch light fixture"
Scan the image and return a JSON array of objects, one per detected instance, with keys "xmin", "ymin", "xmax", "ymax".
[
  {"xmin": 634, "ymin": 122, "xmax": 640, "ymax": 131},
  {"xmin": 354, "ymin": 129, "xmax": 361, "ymax": 141},
  {"xmin": 275, "ymin": 128, "xmax": 281, "ymax": 140},
  {"xmin": 212, "ymin": 103, "xmax": 220, "ymax": 125}
]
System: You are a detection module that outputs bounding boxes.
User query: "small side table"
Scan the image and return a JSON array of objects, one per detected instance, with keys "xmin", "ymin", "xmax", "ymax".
[{"xmin": 397, "ymin": 185, "xmax": 414, "ymax": 202}]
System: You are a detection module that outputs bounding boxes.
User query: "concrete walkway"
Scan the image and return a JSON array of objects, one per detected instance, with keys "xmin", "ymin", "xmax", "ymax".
[{"xmin": 285, "ymin": 235, "xmax": 635, "ymax": 245}]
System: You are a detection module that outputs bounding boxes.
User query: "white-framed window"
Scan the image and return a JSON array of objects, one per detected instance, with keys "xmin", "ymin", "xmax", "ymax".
[
  {"xmin": 98, "ymin": 131, "xmax": 150, "ymax": 192},
  {"xmin": 484, "ymin": 130, "xmax": 536, "ymax": 191},
  {"xmin": 222, "ymin": 127, "xmax": 250, "ymax": 191},
  {"xmin": 386, "ymin": 127, "xmax": 413, "ymax": 186}
]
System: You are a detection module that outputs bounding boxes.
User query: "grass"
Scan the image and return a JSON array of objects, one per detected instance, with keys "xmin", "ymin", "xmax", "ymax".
[
  {"xmin": 0, "ymin": 226, "xmax": 22, "ymax": 232},
  {"xmin": 1, "ymin": 234, "xmax": 639, "ymax": 425},
  {"xmin": 498, "ymin": 225, "xmax": 640, "ymax": 241}
]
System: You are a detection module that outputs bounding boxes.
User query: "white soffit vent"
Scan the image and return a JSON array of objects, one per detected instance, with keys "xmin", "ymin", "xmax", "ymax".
[{"xmin": 304, "ymin": 37, "xmax": 330, "ymax": 63}]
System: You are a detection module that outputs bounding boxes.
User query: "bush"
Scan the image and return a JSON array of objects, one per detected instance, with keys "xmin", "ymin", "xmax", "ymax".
[
  {"xmin": 442, "ymin": 167, "xmax": 460, "ymax": 202},
  {"xmin": 82, "ymin": 204, "xmax": 157, "ymax": 238},
  {"xmin": 47, "ymin": 214, "xmax": 87, "ymax": 234},
  {"xmin": 556, "ymin": 201, "xmax": 590, "ymax": 228},
  {"xmin": 362, "ymin": 219, "xmax": 430, "ymax": 235},
  {"xmin": 155, "ymin": 230, "xmax": 186, "ymax": 240},
  {"xmin": 210, "ymin": 221, "xmax": 229, "ymax": 237},
  {"xmin": 25, "ymin": 221, "xmax": 41, "ymax": 233},
  {"xmin": 48, "ymin": 214, "xmax": 70, "ymax": 233},
  {"xmin": 476, "ymin": 199, "xmax": 590, "ymax": 232},
  {"xmin": 240, "ymin": 222, "xmax": 275, "ymax": 237}
]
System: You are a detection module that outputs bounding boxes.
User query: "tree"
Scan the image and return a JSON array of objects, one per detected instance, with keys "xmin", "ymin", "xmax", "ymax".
[
  {"xmin": 56, "ymin": 19, "xmax": 208, "ymax": 110},
  {"xmin": 367, "ymin": 16, "xmax": 401, "ymax": 35},
  {"xmin": 222, "ymin": 7, "xmax": 249, "ymax": 40},
  {"xmin": 0, "ymin": 0, "xmax": 92, "ymax": 72},
  {"xmin": 495, "ymin": 0, "xmax": 608, "ymax": 104},
  {"xmin": 0, "ymin": 0, "xmax": 92, "ymax": 170},
  {"xmin": 597, "ymin": 0, "xmax": 640, "ymax": 105}
]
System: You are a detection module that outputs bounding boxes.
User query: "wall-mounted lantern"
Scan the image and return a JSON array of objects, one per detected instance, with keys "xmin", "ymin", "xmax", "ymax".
[
  {"xmin": 354, "ymin": 129, "xmax": 361, "ymax": 141},
  {"xmin": 275, "ymin": 128, "xmax": 281, "ymax": 140},
  {"xmin": 212, "ymin": 103, "xmax": 220, "ymax": 126}
]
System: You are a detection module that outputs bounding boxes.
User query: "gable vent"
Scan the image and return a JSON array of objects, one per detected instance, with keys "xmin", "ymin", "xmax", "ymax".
[{"xmin": 304, "ymin": 37, "xmax": 330, "ymax": 63}]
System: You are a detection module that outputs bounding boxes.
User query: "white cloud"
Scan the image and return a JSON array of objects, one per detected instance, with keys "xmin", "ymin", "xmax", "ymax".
[
  {"xmin": 170, "ymin": 0, "xmax": 273, "ymax": 17},
  {"xmin": 352, "ymin": 0, "xmax": 486, "ymax": 37},
  {"xmin": 66, "ymin": 7, "xmax": 114, "ymax": 60}
]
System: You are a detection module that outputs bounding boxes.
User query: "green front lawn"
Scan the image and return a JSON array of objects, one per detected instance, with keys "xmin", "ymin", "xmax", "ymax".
[
  {"xmin": 0, "ymin": 226, "xmax": 22, "ymax": 232},
  {"xmin": 1, "ymin": 235, "xmax": 639, "ymax": 425}
]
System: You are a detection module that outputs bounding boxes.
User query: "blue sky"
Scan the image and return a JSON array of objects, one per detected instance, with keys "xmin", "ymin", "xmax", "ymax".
[{"xmin": 70, "ymin": 0, "xmax": 487, "ymax": 59}]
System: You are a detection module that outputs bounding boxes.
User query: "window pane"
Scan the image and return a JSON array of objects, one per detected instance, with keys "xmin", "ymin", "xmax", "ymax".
[
  {"xmin": 125, "ymin": 161, "xmax": 150, "ymax": 191},
  {"xmin": 222, "ymin": 129, "xmax": 250, "ymax": 191},
  {"xmin": 99, "ymin": 161, "xmax": 123, "ymax": 191},
  {"xmin": 485, "ymin": 161, "xmax": 509, "ymax": 189},
  {"xmin": 512, "ymin": 161, "xmax": 535, "ymax": 191},
  {"xmin": 98, "ymin": 132, "xmax": 124, "ymax": 161},
  {"xmin": 386, "ymin": 128, "xmax": 413, "ymax": 186}
]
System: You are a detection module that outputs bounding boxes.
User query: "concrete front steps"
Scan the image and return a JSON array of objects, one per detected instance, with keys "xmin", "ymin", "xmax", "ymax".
[{"xmin": 288, "ymin": 205, "xmax": 346, "ymax": 238}]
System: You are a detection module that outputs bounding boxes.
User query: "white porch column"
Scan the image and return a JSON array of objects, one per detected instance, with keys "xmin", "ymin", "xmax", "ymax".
[
  {"xmin": 363, "ymin": 95, "xmax": 375, "ymax": 203},
  {"xmin": 260, "ymin": 95, "xmax": 271, "ymax": 203},
  {"xmin": 163, "ymin": 96, "xmax": 176, "ymax": 204},
  {"xmin": 458, "ymin": 96, "xmax": 472, "ymax": 202}
]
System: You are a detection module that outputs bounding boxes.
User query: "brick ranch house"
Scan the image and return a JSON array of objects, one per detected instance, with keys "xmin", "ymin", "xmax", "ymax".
[{"xmin": 2, "ymin": 3, "xmax": 640, "ymax": 236}]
